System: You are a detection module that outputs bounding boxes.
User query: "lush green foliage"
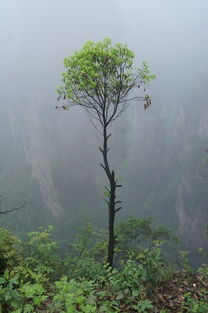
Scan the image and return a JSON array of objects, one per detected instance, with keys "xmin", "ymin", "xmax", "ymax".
[
  {"xmin": 0, "ymin": 219, "xmax": 207, "ymax": 312},
  {"xmin": 182, "ymin": 292, "xmax": 208, "ymax": 313},
  {"xmin": 0, "ymin": 228, "xmax": 22, "ymax": 274},
  {"xmin": 58, "ymin": 38, "xmax": 155, "ymax": 109}
]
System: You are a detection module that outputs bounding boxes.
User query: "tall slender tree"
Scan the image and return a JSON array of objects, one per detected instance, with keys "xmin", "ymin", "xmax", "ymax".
[{"xmin": 57, "ymin": 38, "xmax": 155, "ymax": 267}]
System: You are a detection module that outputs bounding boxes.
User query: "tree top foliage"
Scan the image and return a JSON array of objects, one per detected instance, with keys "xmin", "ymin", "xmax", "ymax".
[{"xmin": 57, "ymin": 38, "xmax": 155, "ymax": 126}]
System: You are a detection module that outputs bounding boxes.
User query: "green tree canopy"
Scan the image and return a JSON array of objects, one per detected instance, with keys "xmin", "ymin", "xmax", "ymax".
[{"xmin": 57, "ymin": 38, "xmax": 155, "ymax": 122}]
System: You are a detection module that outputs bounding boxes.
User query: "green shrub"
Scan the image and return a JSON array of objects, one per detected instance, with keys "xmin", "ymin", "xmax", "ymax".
[
  {"xmin": 0, "ymin": 271, "xmax": 22, "ymax": 312},
  {"xmin": 115, "ymin": 217, "xmax": 177, "ymax": 260},
  {"xmin": 53, "ymin": 276, "xmax": 97, "ymax": 313},
  {"xmin": 19, "ymin": 282, "xmax": 47, "ymax": 308},
  {"xmin": 0, "ymin": 228, "xmax": 22, "ymax": 274},
  {"xmin": 23, "ymin": 225, "xmax": 62, "ymax": 281},
  {"xmin": 182, "ymin": 292, "xmax": 208, "ymax": 312},
  {"xmin": 198, "ymin": 247, "xmax": 208, "ymax": 279},
  {"xmin": 64, "ymin": 223, "xmax": 106, "ymax": 280}
]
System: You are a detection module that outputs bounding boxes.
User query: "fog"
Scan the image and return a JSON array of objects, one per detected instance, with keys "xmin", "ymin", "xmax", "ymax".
[{"xmin": 1, "ymin": 0, "xmax": 208, "ymax": 252}]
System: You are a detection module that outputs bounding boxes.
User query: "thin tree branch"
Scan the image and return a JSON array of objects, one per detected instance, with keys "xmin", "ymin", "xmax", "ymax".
[{"xmin": 0, "ymin": 200, "xmax": 27, "ymax": 215}]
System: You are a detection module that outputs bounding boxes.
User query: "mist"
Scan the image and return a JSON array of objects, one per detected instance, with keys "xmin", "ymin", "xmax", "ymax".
[{"xmin": 1, "ymin": 0, "xmax": 208, "ymax": 254}]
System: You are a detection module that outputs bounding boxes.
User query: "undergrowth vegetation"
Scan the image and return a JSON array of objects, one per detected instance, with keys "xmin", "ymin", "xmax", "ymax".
[{"xmin": 0, "ymin": 218, "xmax": 207, "ymax": 312}]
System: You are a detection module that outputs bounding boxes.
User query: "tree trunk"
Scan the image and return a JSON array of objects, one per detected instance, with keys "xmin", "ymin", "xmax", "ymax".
[
  {"xmin": 107, "ymin": 170, "xmax": 116, "ymax": 266},
  {"xmin": 100, "ymin": 125, "xmax": 121, "ymax": 267}
]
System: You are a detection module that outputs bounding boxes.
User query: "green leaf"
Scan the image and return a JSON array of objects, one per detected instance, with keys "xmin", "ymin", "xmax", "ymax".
[{"xmin": 0, "ymin": 278, "xmax": 6, "ymax": 284}]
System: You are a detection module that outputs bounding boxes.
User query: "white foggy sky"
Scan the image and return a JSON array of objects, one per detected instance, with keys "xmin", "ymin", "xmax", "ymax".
[{"xmin": 2, "ymin": 0, "xmax": 208, "ymax": 82}]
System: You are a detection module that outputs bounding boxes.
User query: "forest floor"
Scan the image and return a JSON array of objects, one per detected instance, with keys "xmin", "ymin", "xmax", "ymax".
[
  {"xmin": 36, "ymin": 270, "xmax": 208, "ymax": 313},
  {"xmin": 150, "ymin": 270, "xmax": 208, "ymax": 312}
]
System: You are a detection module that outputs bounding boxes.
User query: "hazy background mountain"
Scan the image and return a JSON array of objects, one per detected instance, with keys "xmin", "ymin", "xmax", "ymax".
[{"xmin": 1, "ymin": 0, "xmax": 208, "ymax": 252}]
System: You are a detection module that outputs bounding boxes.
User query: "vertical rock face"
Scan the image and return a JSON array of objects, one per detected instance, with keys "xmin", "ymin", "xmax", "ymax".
[
  {"xmin": 173, "ymin": 81, "xmax": 208, "ymax": 249},
  {"xmin": 123, "ymin": 78, "xmax": 208, "ymax": 250},
  {"xmin": 1, "ymin": 87, "xmax": 63, "ymax": 218},
  {"xmin": 176, "ymin": 177, "xmax": 208, "ymax": 249},
  {"xmin": 1, "ymin": 60, "xmax": 101, "ymax": 222},
  {"xmin": 22, "ymin": 94, "xmax": 64, "ymax": 217}
]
